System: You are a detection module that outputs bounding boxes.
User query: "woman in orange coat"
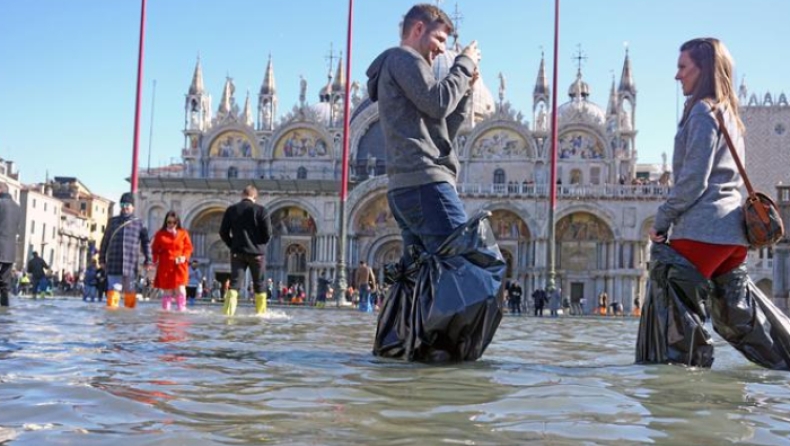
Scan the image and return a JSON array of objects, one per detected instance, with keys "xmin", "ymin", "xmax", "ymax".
[{"xmin": 151, "ymin": 210, "xmax": 193, "ymax": 311}]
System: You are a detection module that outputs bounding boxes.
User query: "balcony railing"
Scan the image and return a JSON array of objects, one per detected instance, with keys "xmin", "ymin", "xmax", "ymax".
[
  {"xmin": 458, "ymin": 183, "xmax": 671, "ymax": 200},
  {"xmin": 140, "ymin": 166, "xmax": 671, "ymax": 200}
]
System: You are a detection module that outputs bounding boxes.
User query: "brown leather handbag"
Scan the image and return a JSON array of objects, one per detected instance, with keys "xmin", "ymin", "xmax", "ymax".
[{"xmin": 716, "ymin": 109, "xmax": 785, "ymax": 247}]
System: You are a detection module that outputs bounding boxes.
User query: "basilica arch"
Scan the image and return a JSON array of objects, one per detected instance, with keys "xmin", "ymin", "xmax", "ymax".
[
  {"xmin": 186, "ymin": 207, "xmax": 231, "ymax": 285},
  {"xmin": 485, "ymin": 208, "xmax": 532, "ymax": 288},
  {"xmin": 146, "ymin": 205, "xmax": 167, "ymax": 236},
  {"xmin": 555, "ymin": 211, "xmax": 615, "ymax": 309},
  {"xmin": 267, "ymin": 204, "xmax": 318, "ymax": 288}
]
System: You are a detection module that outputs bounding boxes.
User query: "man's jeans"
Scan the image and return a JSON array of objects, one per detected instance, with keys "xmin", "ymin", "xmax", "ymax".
[
  {"xmin": 387, "ymin": 182, "xmax": 468, "ymax": 259},
  {"xmin": 359, "ymin": 283, "xmax": 372, "ymax": 312},
  {"xmin": 230, "ymin": 253, "xmax": 266, "ymax": 294}
]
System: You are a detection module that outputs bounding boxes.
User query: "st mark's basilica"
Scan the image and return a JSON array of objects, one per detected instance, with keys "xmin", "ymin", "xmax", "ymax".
[{"xmin": 137, "ymin": 42, "xmax": 782, "ymax": 313}]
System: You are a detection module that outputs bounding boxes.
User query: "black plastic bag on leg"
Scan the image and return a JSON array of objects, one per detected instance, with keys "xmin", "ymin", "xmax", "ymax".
[
  {"xmin": 373, "ymin": 211, "xmax": 506, "ymax": 362},
  {"xmin": 711, "ymin": 265, "xmax": 790, "ymax": 370},
  {"xmin": 636, "ymin": 243, "xmax": 714, "ymax": 367}
]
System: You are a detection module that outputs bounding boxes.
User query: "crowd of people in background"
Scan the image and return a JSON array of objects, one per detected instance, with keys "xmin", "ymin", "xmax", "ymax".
[{"xmin": 8, "ymin": 257, "xmax": 646, "ymax": 318}]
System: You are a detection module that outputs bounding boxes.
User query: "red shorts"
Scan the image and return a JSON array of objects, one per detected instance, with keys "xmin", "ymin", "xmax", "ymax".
[{"xmin": 669, "ymin": 239, "xmax": 747, "ymax": 279}]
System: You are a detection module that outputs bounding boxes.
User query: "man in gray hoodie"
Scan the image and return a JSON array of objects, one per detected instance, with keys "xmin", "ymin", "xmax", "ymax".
[{"xmin": 366, "ymin": 3, "xmax": 480, "ymax": 258}]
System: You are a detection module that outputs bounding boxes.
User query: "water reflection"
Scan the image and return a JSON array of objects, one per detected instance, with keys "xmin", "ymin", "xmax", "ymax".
[{"xmin": 0, "ymin": 298, "xmax": 789, "ymax": 445}]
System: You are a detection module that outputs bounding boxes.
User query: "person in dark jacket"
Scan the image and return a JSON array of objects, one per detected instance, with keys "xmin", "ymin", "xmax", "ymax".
[
  {"xmin": 219, "ymin": 185, "xmax": 271, "ymax": 316},
  {"xmin": 99, "ymin": 192, "xmax": 151, "ymax": 309},
  {"xmin": 316, "ymin": 271, "xmax": 331, "ymax": 308},
  {"xmin": 532, "ymin": 288, "xmax": 546, "ymax": 317},
  {"xmin": 0, "ymin": 181, "xmax": 21, "ymax": 306},
  {"xmin": 83, "ymin": 259, "xmax": 99, "ymax": 302},
  {"xmin": 26, "ymin": 251, "xmax": 48, "ymax": 299}
]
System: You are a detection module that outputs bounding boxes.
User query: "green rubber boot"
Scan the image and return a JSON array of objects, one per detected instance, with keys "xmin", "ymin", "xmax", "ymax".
[
  {"xmin": 254, "ymin": 292, "xmax": 267, "ymax": 315},
  {"xmin": 222, "ymin": 289, "xmax": 239, "ymax": 316}
]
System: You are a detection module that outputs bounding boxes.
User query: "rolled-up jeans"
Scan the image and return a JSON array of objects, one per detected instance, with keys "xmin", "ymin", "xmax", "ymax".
[{"xmin": 387, "ymin": 182, "xmax": 468, "ymax": 259}]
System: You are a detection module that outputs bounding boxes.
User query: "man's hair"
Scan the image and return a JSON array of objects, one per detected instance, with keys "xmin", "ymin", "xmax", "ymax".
[
  {"xmin": 401, "ymin": 4, "xmax": 454, "ymax": 39},
  {"xmin": 242, "ymin": 184, "xmax": 258, "ymax": 198}
]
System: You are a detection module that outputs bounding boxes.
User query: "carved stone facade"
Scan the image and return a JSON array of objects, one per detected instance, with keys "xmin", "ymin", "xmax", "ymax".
[
  {"xmin": 139, "ymin": 52, "xmax": 670, "ymax": 312},
  {"xmin": 740, "ymin": 86, "xmax": 790, "ymax": 304}
]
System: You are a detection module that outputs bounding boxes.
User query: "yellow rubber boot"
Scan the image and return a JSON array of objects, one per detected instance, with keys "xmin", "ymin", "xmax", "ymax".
[
  {"xmin": 222, "ymin": 289, "xmax": 238, "ymax": 316},
  {"xmin": 254, "ymin": 292, "xmax": 267, "ymax": 315},
  {"xmin": 124, "ymin": 292, "xmax": 137, "ymax": 309},
  {"xmin": 106, "ymin": 290, "xmax": 120, "ymax": 308}
]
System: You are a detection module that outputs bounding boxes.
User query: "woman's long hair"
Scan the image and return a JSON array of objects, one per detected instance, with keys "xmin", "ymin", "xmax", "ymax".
[
  {"xmin": 160, "ymin": 210, "xmax": 183, "ymax": 231},
  {"xmin": 679, "ymin": 37, "xmax": 744, "ymax": 132}
]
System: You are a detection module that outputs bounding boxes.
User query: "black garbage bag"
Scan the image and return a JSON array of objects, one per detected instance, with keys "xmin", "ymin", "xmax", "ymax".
[
  {"xmin": 373, "ymin": 211, "xmax": 506, "ymax": 362},
  {"xmin": 637, "ymin": 243, "xmax": 790, "ymax": 371},
  {"xmin": 635, "ymin": 243, "xmax": 714, "ymax": 367},
  {"xmin": 710, "ymin": 265, "xmax": 790, "ymax": 370}
]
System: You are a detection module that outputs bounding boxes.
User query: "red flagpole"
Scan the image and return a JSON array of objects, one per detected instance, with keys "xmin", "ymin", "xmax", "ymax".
[
  {"xmin": 130, "ymin": 0, "xmax": 147, "ymax": 194},
  {"xmin": 547, "ymin": 0, "xmax": 560, "ymax": 291},
  {"xmin": 340, "ymin": 0, "xmax": 353, "ymax": 202},
  {"xmin": 335, "ymin": 0, "xmax": 354, "ymax": 304}
]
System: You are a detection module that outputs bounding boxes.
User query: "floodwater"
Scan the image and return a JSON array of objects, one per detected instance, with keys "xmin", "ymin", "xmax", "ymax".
[{"xmin": 1, "ymin": 297, "xmax": 789, "ymax": 446}]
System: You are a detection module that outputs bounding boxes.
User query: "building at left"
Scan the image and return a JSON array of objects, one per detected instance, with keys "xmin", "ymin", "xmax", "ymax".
[{"xmin": 0, "ymin": 160, "xmax": 113, "ymax": 279}]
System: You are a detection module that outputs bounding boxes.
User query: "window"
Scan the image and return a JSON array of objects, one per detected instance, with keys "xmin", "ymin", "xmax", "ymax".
[
  {"xmin": 590, "ymin": 167, "xmax": 601, "ymax": 185},
  {"xmin": 570, "ymin": 169, "xmax": 582, "ymax": 185},
  {"xmin": 297, "ymin": 166, "xmax": 308, "ymax": 180},
  {"xmin": 44, "ymin": 203, "xmax": 47, "ymax": 212},
  {"xmin": 31, "ymin": 221, "xmax": 35, "ymax": 234},
  {"xmin": 493, "ymin": 168, "xmax": 506, "ymax": 184},
  {"xmin": 33, "ymin": 199, "xmax": 36, "ymax": 208},
  {"xmin": 227, "ymin": 167, "xmax": 238, "ymax": 178}
]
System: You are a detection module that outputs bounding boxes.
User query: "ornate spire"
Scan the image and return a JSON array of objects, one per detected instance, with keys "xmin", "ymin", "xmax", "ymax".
[
  {"xmin": 533, "ymin": 52, "xmax": 550, "ymax": 98},
  {"xmin": 607, "ymin": 75, "xmax": 618, "ymax": 116},
  {"xmin": 242, "ymin": 90, "xmax": 253, "ymax": 126},
  {"xmin": 218, "ymin": 76, "xmax": 235, "ymax": 116},
  {"xmin": 332, "ymin": 53, "xmax": 345, "ymax": 94},
  {"xmin": 618, "ymin": 47, "xmax": 637, "ymax": 96},
  {"xmin": 498, "ymin": 72, "xmax": 506, "ymax": 108},
  {"xmin": 568, "ymin": 68, "xmax": 590, "ymax": 99},
  {"xmin": 260, "ymin": 54, "xmax": 276, "ymax": 96},
  {"xmin": 188, "ymin": 56, "xmax": 204, "ymax": 95}
]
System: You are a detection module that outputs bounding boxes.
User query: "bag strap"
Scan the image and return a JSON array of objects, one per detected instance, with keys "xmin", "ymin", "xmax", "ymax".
[
  {"xmin": 714, "ymin": 109, "xmax": 770, "ymax": 223},
  {"xmin": 108, "ymin": 218, "xmax": 135, "ymax": 248}
]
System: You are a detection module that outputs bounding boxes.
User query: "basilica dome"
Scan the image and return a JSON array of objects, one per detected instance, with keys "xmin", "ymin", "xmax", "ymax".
[
  {"xmin": 557, "ymin": 71, "xmax": 606, "ymax": 126},
  {"xmin": 432, "ymin": 47, "xmax": 495, "ymax": 121},
  {"xmin": 310, "ymin": 101, "xmax": 335, "ymax": 125}
]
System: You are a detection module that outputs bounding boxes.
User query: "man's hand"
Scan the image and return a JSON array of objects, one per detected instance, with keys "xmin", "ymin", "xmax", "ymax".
[
  {"xmin": 461, "ymin": 40, "xmax": 481, "ymax": 66},
  {"xmin": 470, "ymin": 70, "xmax": 480, "ymax": 88}
]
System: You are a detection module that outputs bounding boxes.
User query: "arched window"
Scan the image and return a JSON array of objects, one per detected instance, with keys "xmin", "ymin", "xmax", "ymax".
[
  {"xmin": 286, "ymin": 244, "xmax": 308, "ymax": 272},
  {"xmin": 297, "ymin": 166, "xmax": 308, "ymax": 180},
  {"xmin": 227, "ymin": 166, "xmax": 238, "ymax": 178},
  {"xmin": 570, "ymin": 169, "xmax": 582, "ymax": 185},
  {"xmin": 493, "ymin": 168, "xmax": 506, "ymax": 184}
]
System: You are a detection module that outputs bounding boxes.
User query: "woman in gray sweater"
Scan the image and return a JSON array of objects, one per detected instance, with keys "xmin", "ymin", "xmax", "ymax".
[{"xmin": 637, "ymin": 38, "xmax": 790, "ymax": 370}]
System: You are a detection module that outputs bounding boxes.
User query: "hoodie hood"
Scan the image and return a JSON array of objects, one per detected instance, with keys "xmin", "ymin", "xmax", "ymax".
[{"xmin": 366, "ymin": 48, "xmax": 398, "ymax": 103}]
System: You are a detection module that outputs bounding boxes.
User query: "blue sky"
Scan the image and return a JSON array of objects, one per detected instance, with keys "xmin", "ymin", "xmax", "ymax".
[{"xmin": 1, "ymin": 0, "xmax": 788, "ymax": 204}]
